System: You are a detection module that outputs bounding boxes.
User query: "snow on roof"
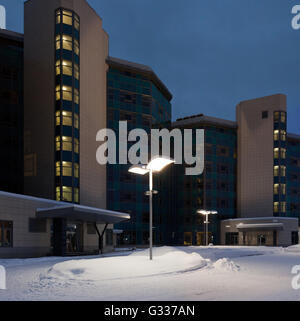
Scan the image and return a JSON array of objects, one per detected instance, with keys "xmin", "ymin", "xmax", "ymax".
[{"xmin": 223, "ymin": 217, "xmax": 298, "ymax": 222}]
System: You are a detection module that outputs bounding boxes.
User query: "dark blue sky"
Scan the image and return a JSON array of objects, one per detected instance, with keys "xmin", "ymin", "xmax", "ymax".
[{"xmin": 2, "ymin": 0, "xmax": 300, "ymax": 134}]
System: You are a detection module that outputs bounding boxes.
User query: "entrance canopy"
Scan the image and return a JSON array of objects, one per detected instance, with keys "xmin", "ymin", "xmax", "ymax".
[
  {"xmin": 236, "ymin": 222, "xmax": 284, "ymax": 231},
  {"xmin": 36, "ymin": 204, "xmax": 130, "ymax": 224}
]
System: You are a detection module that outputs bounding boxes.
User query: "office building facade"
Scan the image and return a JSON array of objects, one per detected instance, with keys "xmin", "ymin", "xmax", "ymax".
[
  {"xmin": 0, "ymin": 1, "xmax": 299, "ymax": 257},
  {"xmin": 0, "ymin": 0, "xmax": 130, "ymax": 258},
  {"xmin": 106, "ymin": 57, "xmax": 172, "ymax": 246}
]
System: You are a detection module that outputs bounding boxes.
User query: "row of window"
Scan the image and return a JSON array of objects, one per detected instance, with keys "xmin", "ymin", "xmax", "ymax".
[
  {"xmin": 274, "ymin": 165, "xmax": 286, "ymax": 177},
  {"xmin": 55, "ymin": 8, "xmax": 80, "ymax": 204},
  {"xmin": 56, "ymin": 85, "xmax": 79, "ymax": 104},
  {"xmin": 56, "ymin": 186, "xmax": 79, "ymax": 203},
  {"xmin": 56, "ymin": 111, "xmax": 79, "ymax": 128},
  {"xmin": 56, "ymin": 136, "xmax": 79, "ymax": 153},
  {"xmin": 55, "ymin": 34, "xmax": 80, "ymax": 55},
  {"xmin": 56, "ymin": 9, "xmax": 80, "ymax": 31},
  {"xmin": 56, "ymin": 161, "xmax": 79, "ymax": 178},
  {"xmin": 56, "ymin": 60, "xmax": 79, "ymax": 79},
  {"xmin": 274, "ymin": 148, "xmax": 286, "ymax": 159},
  {"xmin": 274, "ymin": 111, "xmax": 286, "ymax": 123},
  {"xmin": 274, "ymin": 130, "xmax": 286, "ymax": 141},
  {"xmin": 274, "ymin": 184, "xmax": 286, "ymax": 195},
  {"xmin": 274, "ymin": 202, "xmax": 286, "ymax": 213}
]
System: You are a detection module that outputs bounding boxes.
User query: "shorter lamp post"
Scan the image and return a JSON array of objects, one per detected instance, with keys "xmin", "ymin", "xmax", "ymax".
[
  {"xmin": 129, "ymin": 157, "xmax": 174, "ymax": 260},
  {"xmin": 197, "ymin": 210, "xmax": 218, "ymax": 246}
]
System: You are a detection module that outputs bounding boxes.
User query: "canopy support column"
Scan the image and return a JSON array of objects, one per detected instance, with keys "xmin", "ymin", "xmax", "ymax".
[{"xmin": 94, "ymin": 223, "xmax": 108, "ymax": 255}]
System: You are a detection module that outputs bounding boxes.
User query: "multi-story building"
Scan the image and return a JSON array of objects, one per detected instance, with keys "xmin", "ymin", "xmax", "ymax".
[
  {"xmin": 169, "ymin": 115, "xmax": 237, "ymax": 246},
  {"xmin": 0, "ymin": 30, "xmax": 23, "ymax": 194},
  {"xmin": 0, "ymin": 0, "xmax": 130, "ymax": 258},
  {"xmin": 221, "ymin": 94, "xmax": 298, "ymax": 246},
  {"xmin": 0, "ymin": 1, "xmax": 299, "ymax": 257},
  {"xmin": 106, "ymin": 57, "xmax": 172, "ymax": 246},
  {"xmin": 159, "ymin": 95, "xmax": 299, "ymax": 247}
]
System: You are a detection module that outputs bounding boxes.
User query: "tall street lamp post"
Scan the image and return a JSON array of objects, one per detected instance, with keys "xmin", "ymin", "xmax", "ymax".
[
  {"xmin": 197, "ymin": 210, "xmax": 218, "ymax": 246},
  {"xmin": 129, "ymin": 157, "xmax": 174, "ymax": 260}
]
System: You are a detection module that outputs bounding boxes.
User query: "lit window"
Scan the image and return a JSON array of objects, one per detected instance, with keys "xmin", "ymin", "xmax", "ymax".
[
  {"xmin": 281, "ymin": 202, "xmax": 286, "ymax": 213},
  {"xmin": 57, "ymin": 34, "xmax": 73, "ymax": 52},
  {"xmin": 274, "ymin": 166, "xmax": 279, "ymax": 176},
  {"xmin": 62, "ymin": 85, "xmax": 73, "ymax": 101},
  {"xmin": 74, "ymin": 20, "xmax": 80, "ymax": 31},
  {"xmin": 74, "ymin": 63, "xmax": 79, "ymax": 80},
  {"xmin": 274, "ymin": 112, "xmax": 280, "ymax": 121},
  {"xmin": 55, "ymin": 85, "xmax": 61, "ymax": 101},
  {"xmin": 74, "ymin": 39, "xmax": 79, "ymax": 55},
  {"xmin": 281, "ymin": 112, "xmax": 286, "ymax": 123},
  {"xmin": 281, "ymin": 184, "xmax": 286, "ymax": 195},
  {"xmin": 55, "ymin": 35, "xmax": 61, "ymax": 50},
  {"xmin": 74, "ymin": 188, "xmax": 79, "ymax": 203},
  {"xmin": 274, "ymin": 130, "xmax": 279, "ymax": 141},
  {"xmin": 281, "ymin": 130, "xmax": 286, "ymax": 141},
  {"xmin": 56, "ymin": 111, "xmax": 73, "ymax": 127},
  {"xmin": 274, "ymin": 148, "xmax": 279, "ymax": 159},
  {"xmin": 56, "ymin": 136, "xmax": 73, "ymax": 152},
  {"xmin": 274, "ymin": 202, "xmax": 279, "ymax": 213},
  {"xmin": 74, "ymin": 138, "xmax": 79, "ymax": 154},
  {"xmin": 281, "ymin": 148, "xmax": 286, "ymax": 159},
  {"xmin": 75, "ymin": 163, "xmax": 79, "ymax": 178},
  {"xmin": 74, "ymin": 114, "xmax": 79, "ymax": 129},
  {"xmin": 62, "ymin": 186, "xmax": 72, "ymax": 202},
  {"xmin": 281, "ymin": 166, "xmax": 286, "ymax": 177},
  {"xmin": 56, "ymin": 186, "xmax": 61, "ymax": 201},
  {"xmin": 74, "ymin": 88, "xmax": 79, "ymax": 104},
  {"xmin": 62, "ymin": 10, "xmax": 72, "ymax": 26},
  {"xmin": 274, "ymin": 184, "xmax": 279, "ymax": 195},
  {"xmin": 56, "ymin": 12, "xmax": 61, "ymax": 24}
]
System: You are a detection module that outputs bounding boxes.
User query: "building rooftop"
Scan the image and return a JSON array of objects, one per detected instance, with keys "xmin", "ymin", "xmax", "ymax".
[
  {"xmin": 106, "ymin": 56, "xmax": 173, "ymax": 102},
  {"xmin": 288, "ymin": 133, "xmax": 300, "ymax": 141},
  {"xmin": 173, "ymin": 114, "xmax": 237, "ymax": 129},
  {"xmin": 0, "ymin": 28, "xmax": 24, "ymax": 42}
]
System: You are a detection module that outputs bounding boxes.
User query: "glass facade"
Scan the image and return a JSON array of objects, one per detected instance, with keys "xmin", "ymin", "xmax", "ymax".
[
  {"xmin": 106, "ymin": 64, "xmax": 172, "ymax": 246},
  {"xmin": 168, "ymin": 123, "xmax": 237, "ymax": 245},
  {"xmin": 273, "ymin": 111, "xmax": 287, "ymax": 216},
  {"xmin": 55, "ymin": 9, "xmax": 80, "ymax": 203},
  {"xmin": 0, "ymin": 34, "xmax": 23, "ymax": 194},
  {"xmin": 287, "ymin": 136, "xmax": 300, "ymax": 220}
]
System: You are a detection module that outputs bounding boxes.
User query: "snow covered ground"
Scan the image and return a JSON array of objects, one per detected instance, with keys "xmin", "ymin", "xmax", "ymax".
[{"xmin": 0, "ymin": 245, "xmax": 300, "ymax": 301}]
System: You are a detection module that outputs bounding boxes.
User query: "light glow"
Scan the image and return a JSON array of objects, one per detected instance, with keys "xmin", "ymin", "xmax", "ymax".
[
  {"xmin": 146, "ymin": 157, "xmax": 175, "ymax": 172},
  {"xmin": 128, "ymin": 165, "xmax": 149, "ymax": 176}
]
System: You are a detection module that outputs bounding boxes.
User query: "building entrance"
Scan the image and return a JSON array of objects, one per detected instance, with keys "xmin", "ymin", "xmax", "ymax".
[{"xmin": 66, "ymin": 222, "xmax": 83, "ymax": 253}]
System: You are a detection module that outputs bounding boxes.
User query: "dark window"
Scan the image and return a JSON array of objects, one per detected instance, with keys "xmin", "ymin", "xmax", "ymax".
[
  {"xmin": 218, "ymin": 164, "xmax": 229, "ymax": 174},
  {"xmin": 217, "ymin": 146, "xmax": 229, "ymax": 157},
  {"xmin": 106, "ymin": 229, "xmax": 113, "ymax": 246},
  {"xmin": 262, "ymin": 111, "xmax": 268, "ymax": 119},
  {"xmin": 143, "ymin": 231, "xmax": 149, "ymax": 245},
  {"xmin": 225, "ymin": 232, "xmax": 239, "ymax": 245},
  {"xmin": 205, "ymin": 144, "xmax": 213, "ymax": 155},
  {"xmin": 0, "ymin": 221, "xmax": 13, "ymax": 247},
  {"xmin": 87, "ymin": 223, "xmax": 96, "ymax": 235},
  {"xmin": 142, "ymin": 212, "xmax": 149, "ymax": 224},
  {"xmin": 29, "ymin": 218, "xmax": 47, "ymax": 233},
  {"xmin": 292, "ymin": 232, "xmax": 299, "ymax": 245},
  {"xmin": 218, "ymin": 199, "xmax": 229, "ymax": 208}
]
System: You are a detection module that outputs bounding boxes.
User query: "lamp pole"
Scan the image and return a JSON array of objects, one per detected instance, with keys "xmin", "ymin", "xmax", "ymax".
[
  {"xmin": 129, "ymin": 157, "xmax": 174, "ymax": 261},
  {"xmin": 197, "ymin": 210, "xmax": 218, "ymax": 246},
  {"xmin": 149, "ymin": 169, "xmax": 153, "ymax": 260}
]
